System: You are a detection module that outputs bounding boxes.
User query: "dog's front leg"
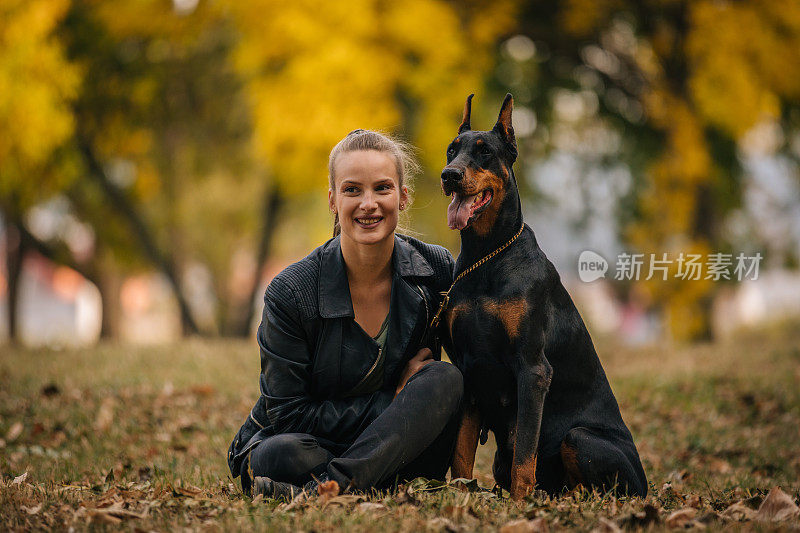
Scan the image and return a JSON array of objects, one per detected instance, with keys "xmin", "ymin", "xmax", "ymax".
[
  {"xmin": 451, "ymin": 400, "xmax": 481, "ymax": 480},
  {"xmin": 510, "ymin": 362, "xmax": 552, "ymax": 500}
]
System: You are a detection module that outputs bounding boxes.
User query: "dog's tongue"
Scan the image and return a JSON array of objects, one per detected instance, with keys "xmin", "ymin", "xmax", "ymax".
[{"xmin": 447, "ymin": 193, "xmax": 477, "ymax": 230}]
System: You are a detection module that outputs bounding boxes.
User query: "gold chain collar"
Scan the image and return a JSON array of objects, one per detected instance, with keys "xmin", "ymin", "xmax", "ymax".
[{"xmin": 430, "ymin": 224, "xmax": 525, "ymax": 329}]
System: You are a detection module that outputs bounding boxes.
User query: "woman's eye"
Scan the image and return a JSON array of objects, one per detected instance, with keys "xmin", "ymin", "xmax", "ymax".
[{"xmin": 344, "ymin": 186, "xmax": 358, "ymax": 193}]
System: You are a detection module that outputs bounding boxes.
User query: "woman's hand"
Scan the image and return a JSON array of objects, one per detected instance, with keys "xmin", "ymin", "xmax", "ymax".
[{"xmin": 395, "ymin": 347, "xmax": 434, "ymax": 397}]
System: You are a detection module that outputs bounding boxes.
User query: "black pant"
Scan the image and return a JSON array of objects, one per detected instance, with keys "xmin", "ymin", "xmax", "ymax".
[{"xmin": 240, "ymin": 361, "xmax": 463, "ymax": 492}]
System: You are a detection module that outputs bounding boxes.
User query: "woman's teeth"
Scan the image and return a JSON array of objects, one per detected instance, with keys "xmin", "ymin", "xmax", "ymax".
[{"xmin": 357, "ymin": 217, "xmax": 381, "ymax": 225}]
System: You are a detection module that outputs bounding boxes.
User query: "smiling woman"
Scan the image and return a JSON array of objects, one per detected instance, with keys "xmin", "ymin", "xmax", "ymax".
[
  {"xmin": 327, "ymin": 129, "xmax": 418, "ymax": 240},
  {"xmin": 226, "ymin": 129, "xmax": 462, "ymax": 501}
]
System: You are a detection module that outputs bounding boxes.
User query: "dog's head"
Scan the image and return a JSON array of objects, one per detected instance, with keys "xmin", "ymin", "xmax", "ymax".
[{"xmin": 442, "ymin": 93, "xmax": 517, "ymax": 235}]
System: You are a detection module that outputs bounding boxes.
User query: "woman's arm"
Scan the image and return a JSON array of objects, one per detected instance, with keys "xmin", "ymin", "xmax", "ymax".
[{"xmin": 257, "ymin": 277, "xmax": 392, "ymax": 443}]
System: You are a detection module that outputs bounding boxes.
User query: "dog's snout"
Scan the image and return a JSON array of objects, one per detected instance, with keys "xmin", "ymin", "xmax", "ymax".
[{"xmin": 441, "ymin": 167, "xmax": 463, "ymax": 185}]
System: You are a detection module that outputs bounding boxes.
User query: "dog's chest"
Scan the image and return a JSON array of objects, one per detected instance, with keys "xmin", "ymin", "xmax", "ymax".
[{"xmin": 445, "ymin": 288, "xmax": 528, "ymax": 365}]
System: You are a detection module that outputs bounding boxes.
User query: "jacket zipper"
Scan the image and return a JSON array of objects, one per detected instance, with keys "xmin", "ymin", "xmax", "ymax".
[
  {"xmin": 351, "ymin": 346, "xmax": 382, "ymax": 392},
  {"xmin": 415, "ymin": 284, "xmax": 429, "ymax": 335}
]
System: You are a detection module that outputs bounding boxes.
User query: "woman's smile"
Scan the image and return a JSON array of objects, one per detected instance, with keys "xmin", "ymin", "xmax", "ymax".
[{"xmin": 354, "ymin": 215, "xmax": 384, "ymax": 228}]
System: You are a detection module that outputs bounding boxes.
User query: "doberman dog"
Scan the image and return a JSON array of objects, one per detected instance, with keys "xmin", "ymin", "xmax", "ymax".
[{"xmin": 439, "ymin": 94, "xmax": 648, "ymax": 500}]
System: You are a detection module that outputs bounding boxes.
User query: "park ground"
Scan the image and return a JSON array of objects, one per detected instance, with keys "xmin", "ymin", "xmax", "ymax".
[{"xmin": 1, "ymin": 323, "xmax": 799, "ymax": 531}]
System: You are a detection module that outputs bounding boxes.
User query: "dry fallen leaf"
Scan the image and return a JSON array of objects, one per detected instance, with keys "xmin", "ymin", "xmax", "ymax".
[
  {"xmin": 22, "ymin": 503, "xmax": 42, "ymax": 515},
  {"xmin": 685, "ymin": 494, "xmax": 702, "ymax": 508},
  {"xmin": 500, "ymin": 517, "xmax": 549, "ymax": 533},
  {"xmin": 190, "ymin": 384, "xmax": 215, "ymax": 396},
  {"xmin": 94, "ymin": 397, "xmax": 115, "ymax": 432},
  {"xmin": 6, "ymin": 421, "xmax": 23, "ymax": 442},
  {"xmin": 322, "ymin": 494, "xmax": 363, "ymax": 507},
  {"xmin": 317, "ymin": 480, "xmax": 340, "ymax": 503},
  {"xmin": 12, "ymin": 472, "xmax": 28, "ymax": 485},
  {"xmin": 394, "ymin": 484, "xmax": 420, "ymax": 505},
  {"xmin": 665, "ymin": 508, "xmax": 697, "ymax": 528},
  {"xmin": 591, "ymin": 517, "xmax": 622, "ymax": 533},
  {"xmin": 721, "ymin": 501, "xmax": 756, "ymax": 521},
  {"xmin": 618, "ymin": 503, "xmax": 660, "ymax": 528},
  {"xmin": 356, "ymin": 502, "xmax": 386, "ymax": 513},
  {"xmin": 755, "ymin": 487, "xmax": 800, "ymax": 522},
  {"xmin": 427, "ymin": 516, "xmax": 459, "ymax": 532}
]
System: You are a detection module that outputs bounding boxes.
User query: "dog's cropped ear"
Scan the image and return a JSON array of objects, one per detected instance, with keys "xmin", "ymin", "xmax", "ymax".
[
  {"xmin": 458, "ymin": 94, "xmax": 474, "ymax": 134},
  {"xmin": 493, "ymin": 93, "xmax": 517, "ymax": 159}
]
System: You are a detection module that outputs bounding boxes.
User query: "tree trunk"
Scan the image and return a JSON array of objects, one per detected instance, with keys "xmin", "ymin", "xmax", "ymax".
[
  {"xmin": 230, "ymin": 183, "xmax": 283, "ymax": 337},
  {"xmin": 97, "ymin": 263, "xmax": 122, "ymax": 339},
  {"xmin": 4, "ymin": 220, "xmax": 24, "ymax": 344},
  {"xmin": 76, "ymin": 134, "xmax": 200, "ymax": 336}
]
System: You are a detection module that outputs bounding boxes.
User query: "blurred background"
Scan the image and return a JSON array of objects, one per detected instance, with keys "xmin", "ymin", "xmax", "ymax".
[{"xmin": 2, "ymin": 0, "xmax": 800, "ymax": 348}]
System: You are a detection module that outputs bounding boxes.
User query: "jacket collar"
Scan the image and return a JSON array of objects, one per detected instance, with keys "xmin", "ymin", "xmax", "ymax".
[{"xmin": 319, "ymin": 235, "xmax": 435, "ymax": 318}]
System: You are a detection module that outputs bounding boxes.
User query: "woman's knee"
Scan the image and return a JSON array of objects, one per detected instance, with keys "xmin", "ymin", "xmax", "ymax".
[
  {"xmin": 421, "ymin": 361, "xmax": 464, "ymax": 411},
  {"xmin": 245, "ymin": 433, "xmax": 330, "ymax": 485}
]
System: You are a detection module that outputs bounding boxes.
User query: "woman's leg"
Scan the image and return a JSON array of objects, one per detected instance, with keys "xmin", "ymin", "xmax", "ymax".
[
  {"xmin": 240, "ymin": 433, "xmax": 335, "ymax": 494},
  {"xmin": 326, "ymin": 361, "xmax": 464, "ymax": 491}
]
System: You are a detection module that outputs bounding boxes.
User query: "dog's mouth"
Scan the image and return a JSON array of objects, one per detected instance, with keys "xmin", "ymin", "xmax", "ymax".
[{"xmin": 447, "ymin": 188, "xmax": 493, "ymax": 230}]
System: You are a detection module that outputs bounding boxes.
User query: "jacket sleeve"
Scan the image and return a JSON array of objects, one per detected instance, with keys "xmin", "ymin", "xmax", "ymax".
[{"xmin": 257, "ymin": 277, "xmax": 392, "ymax": 443}]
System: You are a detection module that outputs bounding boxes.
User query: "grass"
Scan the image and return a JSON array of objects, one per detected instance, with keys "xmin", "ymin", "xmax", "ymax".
[{"xmin": 1, "ymin": 323, "xmax": 799, "ymax": 531}]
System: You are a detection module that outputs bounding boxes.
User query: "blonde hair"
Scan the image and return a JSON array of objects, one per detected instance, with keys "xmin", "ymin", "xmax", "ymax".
[{"xmin": 328, "ymin": 129, "xmax": 418, "ymax": 237}]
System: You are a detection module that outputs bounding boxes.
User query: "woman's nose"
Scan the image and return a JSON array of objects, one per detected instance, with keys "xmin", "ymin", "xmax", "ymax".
[{"xmin": 360, "ymin": 191, "xmax": 378, "ymax": 211}]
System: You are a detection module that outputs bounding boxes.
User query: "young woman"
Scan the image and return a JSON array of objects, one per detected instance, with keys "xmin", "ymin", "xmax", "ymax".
[{"xmin": 227, "ymin": 129, "xmax": 462, "ymax": 498}]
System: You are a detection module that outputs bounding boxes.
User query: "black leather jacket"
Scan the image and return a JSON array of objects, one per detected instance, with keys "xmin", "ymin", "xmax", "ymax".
[{"xmin": 227, "ymin": 234, "xmax": 454, "ymax": 477}]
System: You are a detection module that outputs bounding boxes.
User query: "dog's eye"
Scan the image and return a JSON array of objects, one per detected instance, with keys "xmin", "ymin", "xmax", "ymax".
[
  {"xmin": 480, "ymin": 146, "xmax": 493, "ymax": 158},
  {"xmin": 446, "ymin": 147, "xmax": 456, "ymax": 158}
]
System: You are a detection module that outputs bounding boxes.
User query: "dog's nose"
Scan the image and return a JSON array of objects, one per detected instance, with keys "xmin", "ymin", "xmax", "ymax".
[{"xmin": 441, "ymin": 167, "xmax": 463, "ymax": 186}]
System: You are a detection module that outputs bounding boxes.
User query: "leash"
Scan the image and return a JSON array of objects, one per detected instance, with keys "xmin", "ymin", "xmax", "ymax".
[{"xmin": 430, "ymin": 224, "xmax": 525, "ymax": 329}]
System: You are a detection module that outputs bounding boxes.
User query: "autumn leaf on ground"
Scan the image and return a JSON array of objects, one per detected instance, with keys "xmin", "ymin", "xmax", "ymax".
[
  {"xmin": 665, "ymin": 507, "xmax": 697, "ymax": 528},
  {"xmin": 499, "ymin": 517, "xmax": 549, "ymax": 533},
  {"xmin": 317, "ymin": 479, "xmax": 340, "ymax": 503},
  {"xmin": 755, "ymin": 487, "xmax": 800, "ymax": 522},
  {"xmin": 94, "ymin": 397, "xmax": 115, "ymax": 432},
  {"xmin": 6, "ymin": 422, "xmax": 23, "ymax": 442}
]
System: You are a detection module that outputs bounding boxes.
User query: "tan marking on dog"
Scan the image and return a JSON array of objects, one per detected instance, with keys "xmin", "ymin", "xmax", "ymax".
[
  {"xmin": 451, "ymin": 404, "xmax": 481, "ymax": 480},
  {"xmin": 560, "ymin": 441, "xmax": 583, "ymax": 488},
  {"xmin": 481, "ymin": 298, "xmax": 528, "ymax": 338},
  {"xmin": 446, "ymin": 302, "xmax": 471, "ymax": 336},
  {"xmin": 465, "ymin": 168, "xmax": 506, "ymax": 237},
  {"xmin": 510, "ymin": 453, "xmax": 537, "ymax": 500}
]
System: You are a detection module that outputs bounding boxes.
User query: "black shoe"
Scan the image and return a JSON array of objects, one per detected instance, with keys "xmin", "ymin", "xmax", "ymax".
[{"xmin": 252, "ymin": 476, "xmax": 303, "ymax": 501}]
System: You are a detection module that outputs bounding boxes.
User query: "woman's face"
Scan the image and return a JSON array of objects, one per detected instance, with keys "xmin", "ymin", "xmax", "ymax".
[{"xmin": 329, "ymin": 149, "xmax": 408, "ymax": 248}]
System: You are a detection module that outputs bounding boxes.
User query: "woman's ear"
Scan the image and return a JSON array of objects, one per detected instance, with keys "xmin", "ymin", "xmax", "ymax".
[
  {"xmin": 328, "ymin": 188, "xmax": 336, "ymax": 213},
  {"xmin": 400, "ymin": 186, "xmax": 409, "ymax": 210}
]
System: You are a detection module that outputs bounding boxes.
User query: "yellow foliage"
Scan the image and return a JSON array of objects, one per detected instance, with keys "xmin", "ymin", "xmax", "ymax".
[
  {"xmin": 227, "ymin": 0, "xmax": 518, "ymax": 197},
  {"xmin": 687, "ymin": 0, "xmax": 795, "ymax": 137},
  {"xmin": 0, "ymin": 0, "xmax": 81, "ymax": 209}
]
